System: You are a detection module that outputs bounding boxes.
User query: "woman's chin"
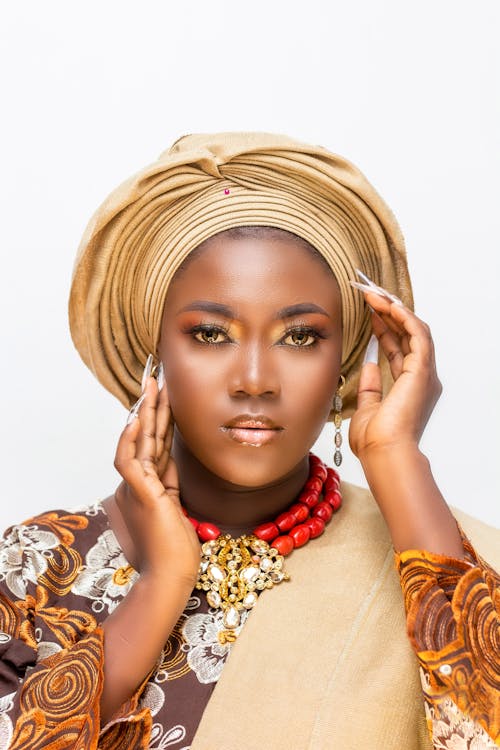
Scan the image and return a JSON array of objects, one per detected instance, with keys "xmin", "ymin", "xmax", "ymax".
[{"xmin": 197, "ymin": 447, "xmax": 307, "ymax": 490}]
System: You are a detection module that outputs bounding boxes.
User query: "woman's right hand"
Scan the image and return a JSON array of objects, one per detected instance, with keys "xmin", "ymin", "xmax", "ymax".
[{"xmin": 113, "ymin": 373, "xmax": 201, "ymax": 588}]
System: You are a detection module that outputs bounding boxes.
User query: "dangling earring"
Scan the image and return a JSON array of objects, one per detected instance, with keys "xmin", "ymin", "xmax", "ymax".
[{"xmin": 333, "ymin": 375, "xmax": 345, "ymax": 467}]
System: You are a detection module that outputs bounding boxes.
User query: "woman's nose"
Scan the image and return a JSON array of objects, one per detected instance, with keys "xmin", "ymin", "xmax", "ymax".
[{"xmin": 228, "ymin": 344, "xmax": 281, "ymax": 399}]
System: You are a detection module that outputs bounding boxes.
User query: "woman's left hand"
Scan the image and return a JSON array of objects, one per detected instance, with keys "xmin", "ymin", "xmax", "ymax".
[
  {"xmin": 349, "ymin": 289, "xmax": 443, "ymax": 463},
  {"xmin": 347, "ymin": 285, "xmax": 465, "ymax": 558}
]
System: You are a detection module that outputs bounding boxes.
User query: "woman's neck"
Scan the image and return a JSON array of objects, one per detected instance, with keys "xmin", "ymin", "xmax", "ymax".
[{"xmin": 172, "ymin": 432, "xmax": 310, "ymax": 537}]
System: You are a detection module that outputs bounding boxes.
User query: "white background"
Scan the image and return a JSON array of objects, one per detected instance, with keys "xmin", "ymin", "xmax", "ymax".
[{"xmin": 0, "ymin": 1, "xmax": 498, "ymax": 530}]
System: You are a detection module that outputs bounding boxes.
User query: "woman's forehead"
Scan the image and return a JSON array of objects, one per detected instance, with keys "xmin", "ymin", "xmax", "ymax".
[{"xmin": 164, "ymin": 235, "xmax": 341, "ymax": 314}]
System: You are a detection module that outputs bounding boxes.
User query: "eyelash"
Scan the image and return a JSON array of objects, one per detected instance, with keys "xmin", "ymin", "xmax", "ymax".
[
  {"xmin": 191, "ymin": 323, "xmax": 231, "ymax": 346},
  {"xmin": 189, "ymin": 324, "xmax": 325, "ymax": 348}
]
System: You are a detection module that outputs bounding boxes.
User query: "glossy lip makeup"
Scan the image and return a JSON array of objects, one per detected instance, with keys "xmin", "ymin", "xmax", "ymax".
[{"xmin": 220, "ymin": 415, "xmax": 284, "ymax": 447}]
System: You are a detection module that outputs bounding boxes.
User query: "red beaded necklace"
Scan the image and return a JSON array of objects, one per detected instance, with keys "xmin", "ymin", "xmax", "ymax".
[
  {"xmin": 183, "ymin": 453, "xmax": 342, "ymax": 555},
  {"xmin": 183, "ymin": 454, "xmax": 342, "ymax": 644}
]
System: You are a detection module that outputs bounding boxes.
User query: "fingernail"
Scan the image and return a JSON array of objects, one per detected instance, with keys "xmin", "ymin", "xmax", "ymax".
[
  {"xmin": 355, "ymin": 268, "xmax": 377, "ymax": 287},
  {"xmin": 363, "ymin": 334, "xmax": 379, "ymax": 365},
  {"xmin": 350, "ymin": 280, "xmax": 389, "ymax": 301},
  {"xmin": 157, "ymin": 362, "xmax": 165, "ymax": 392},
  {"xmin": 141, "ymin": 354, "xmax": 154, "ymax": 393},
  {"xmin": 388, "ymin": 293, "xmax": 404, "ymax": 306},
  {"xmin": 126, "ymin": 393, "xmax": 146, "ymax": 425},
  {"xmin": 351, "ymin": 277, "xmax": 404, "ymax": 307}
]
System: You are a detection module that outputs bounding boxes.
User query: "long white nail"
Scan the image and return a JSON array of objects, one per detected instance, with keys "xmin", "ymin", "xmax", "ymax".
[
  {"xmin": 350, "ymin": 280, "xmax": 388, "ymax": 300},
  {"xmin": 355, "ymin": 268, "xmax": 378, "ymax": 287},
  {"xmin": 141, "ymin": 354, "xmax": 154, "ymax": 393},
  {"xmin": 355, "ymin": 269, "xmax": 404, "ymax": 306},
  {"xmin": 363, "ymin": 334, "xmax": 379, "ymax": 365},
  {"xmin": 351, "ymin": 279, "xmax": 404, "ymax": 307},
  {"xmin": 157, "ymin": 362, "xmax": 165, "ymax": 392},
  {"xmin": 387, "ymin": 293, "xmax": 404, "ymax": 306},
  {"xmin": 126, "ymin": 393, "xmax": 146, "ymax": 425}
]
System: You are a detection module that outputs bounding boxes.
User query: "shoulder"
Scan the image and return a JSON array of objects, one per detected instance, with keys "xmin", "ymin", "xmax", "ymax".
[
  {"xmin": 450, "ymin": 507, "xmax": 500, "ymax": 570},
  {"xmin": 303, "ymin": 480, "xmax": 393, "ymax": 573},
  {"xmin": 336, "ymin": 479, "xmax": 391, "ymax": 543},
  {"xmin": 0, "ymin": 501, "xmax": 113, "ymax": 601},
  {"xmin": 338, "ymin": 480, "xmax": 500, "ymax": 569},
  {"xmin": 1, "ymin": 500, "xmax": 109, "ymax": 551}
]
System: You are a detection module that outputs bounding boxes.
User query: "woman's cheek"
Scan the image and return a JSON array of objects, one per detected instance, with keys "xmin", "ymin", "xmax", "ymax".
[
  {"xmin": 165, "ymin": 356, "xmax": 223, "ymax": 420},
  {"xmin": 284, "ymin": 360, "xmax": 338, "ymax": 410}
]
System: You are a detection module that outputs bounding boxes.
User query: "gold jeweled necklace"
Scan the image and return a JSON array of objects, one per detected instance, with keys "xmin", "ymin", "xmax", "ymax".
[
  {"xmin": 196, "ymin": 535, "xmax": 288, "ymax": 644},
  {"xmin": 185, "ymin": 454, "xmax": 342, "ymax": 644}
]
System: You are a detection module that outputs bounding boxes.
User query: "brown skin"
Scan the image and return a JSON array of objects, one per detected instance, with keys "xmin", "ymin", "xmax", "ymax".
[
  {"xmin": 100, "ymin": 235, "xmax": 463, "ymax": 723},
  {"xmin": 159, "ymin": 236, "xmax": 343, "ymax": 533}
]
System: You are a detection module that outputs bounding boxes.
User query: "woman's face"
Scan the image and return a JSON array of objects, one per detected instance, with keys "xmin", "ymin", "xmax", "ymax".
[{"xmin": 159, "ymin": 235, "xmax": 343, "ymax": 487}]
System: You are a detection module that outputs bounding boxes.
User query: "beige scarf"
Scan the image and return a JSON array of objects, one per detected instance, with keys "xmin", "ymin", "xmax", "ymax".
[
  {"xmin": 69, "ymin": 131, "xmax": 413, "ymax": 419},
  {"xmin": 189, "ymin": 482, "xmax": 499, "ymax": 749}
]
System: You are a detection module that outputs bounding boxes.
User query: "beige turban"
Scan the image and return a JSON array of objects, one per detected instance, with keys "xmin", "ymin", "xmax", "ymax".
[{"xmin": 69, "ymin": 132, "xmax": 413, "ymax": 418}]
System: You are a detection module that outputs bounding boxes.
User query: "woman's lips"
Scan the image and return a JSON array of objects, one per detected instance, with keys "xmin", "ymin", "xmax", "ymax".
[
  {"xmin": 222, "ymin": 427, "xmax": 282, "ymax": 447},
  {"xmin": 221, "ymin": 415, "xmax": 284, "ymax": 447}
]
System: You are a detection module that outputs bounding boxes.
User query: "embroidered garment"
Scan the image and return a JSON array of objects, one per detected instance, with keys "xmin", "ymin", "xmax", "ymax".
[
  {"xmin": 397, "ymin": 544, "xmax": 500, "ymax": 747},
  {"xmin": 0, "ymin": 486, "xmax": 498, "ymax": 749}
]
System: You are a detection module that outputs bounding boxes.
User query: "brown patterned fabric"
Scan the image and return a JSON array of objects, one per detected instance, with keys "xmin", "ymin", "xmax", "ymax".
[
  {"xmin": 397, "ymin": 538, "xmax": 500, "ymax": 746},
  {"xmin": 0, "ymin": 498, "xmax": 498, "ymax": 749},
  {"xmin": 0, "ymin": 503, "xmax": 248, "ymax": 749}
]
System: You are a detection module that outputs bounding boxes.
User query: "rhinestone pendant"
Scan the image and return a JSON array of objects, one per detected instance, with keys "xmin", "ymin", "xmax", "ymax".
[{"xmin": 196, "ymin": 534, "xmax": 290, "ymax": 641}]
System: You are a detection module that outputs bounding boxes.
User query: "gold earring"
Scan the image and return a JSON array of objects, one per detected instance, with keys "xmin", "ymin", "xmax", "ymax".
[{"xmin": 333, "ymin": 375, "xmax": 345, "ymax": 467}]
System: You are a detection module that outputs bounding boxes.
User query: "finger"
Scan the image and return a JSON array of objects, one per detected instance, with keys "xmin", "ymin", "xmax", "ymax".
[
  {"xmin": 164, "ymin": 419, "xmax": 174, "ymax": 455},
  {"xmin": 155, "ymin": 383, "xmax": 170, "ymax": 461},
  {"xmin": 135, "ymin": 377, "xmax": 160, "ymax": 465},
  {"xmin": 363, "ymin": 289, "xmax": 411, "ymax": 330},
  {"xmin": 365, "ymin": 289, "xmax": 434, "ymax": 352},
  {"xmin": 373, "ymin": 309, "xmax": 410, "ymax": 343},
  {"xmin": 159, "ymin": 419, "xmax": 174, "ymax": 471},
  {"xmin": 365, "ymin": 292, "xmax": 412, "ymax": 340},
  {"xmin": 388, "ymin": 304, "xmax": 436, "ymax": 367},
  {"xmin": 115, "ymin": 414, "xmax": 142, "ymax": 472},
  {"xmin": 356, "ymin": 361, "xmax": 383, "ymax": 411},
  {"xmin": 114, "ymin": 417, "xmax": 155, "ymax": 490},
  {"xmin": 371, "ymin": 313, "xmax": 406, "ymax": 380},
  {"xmin": 159, "ymin": 456, "xmax": 180, "ymax": 505},
  {"xmin": 370, "ymin": 309, "xmax": 411, "ymax": 356},
  {"xmin": 366, "ymin": 292, "xmax": 436, "ymax": 371},
  {"xmin": 363, "ymin": 290, "xmax": 396, "ymax": 318}
]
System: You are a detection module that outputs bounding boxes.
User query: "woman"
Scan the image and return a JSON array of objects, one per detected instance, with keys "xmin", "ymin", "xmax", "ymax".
[{"xmin": 0, "ymin": 132, "xmax": 498, "ymax": 749}]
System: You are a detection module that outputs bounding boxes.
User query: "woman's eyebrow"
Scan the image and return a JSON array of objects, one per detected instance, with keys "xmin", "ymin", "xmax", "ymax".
[
  {"xmin": 177, "ymin": 301, "xmax": 234, "ymax": 317},
  {"xmin": 176, "ymin": 301, "xmax": 330, "ymax": 319},
  {"xmin": 277, "ymin": 303, "xmax": 330, "ymax": 319}
]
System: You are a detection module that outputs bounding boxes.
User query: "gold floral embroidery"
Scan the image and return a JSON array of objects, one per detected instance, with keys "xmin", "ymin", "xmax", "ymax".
[
  {"xmin": 0, "ymin": 592, "xmax": 24, "ymax": 641},
  {"xmin": 10, "ymin": 632, "xmax": 103, "ymax": 749},
  {"xmin": 100, "ymin": 712, "xmax": 152, "ymax": 750},
  {"xmin": 17, "ymin": 587, "xmax": 97, "ymax": 650},
  {"xmin": 399, "ymin": 538, "xmax": 500, "ymax": 745},
  {"xmin": 38, "ymin": 545, "xmax": 83, "ymax": 596},
  {"xmin": 21, "ymin": 513, "xmax": 88, "ymax": 548},
  {"xmin": 153, "ymin": 617, "xmax": 192, "ymax": 683},
  {"xmin": 112, "ymin": 565, "xmax": 135, "ymax": 587}
]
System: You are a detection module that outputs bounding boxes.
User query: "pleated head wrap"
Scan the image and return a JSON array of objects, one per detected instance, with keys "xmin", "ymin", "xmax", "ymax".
[{"xmin": 69, "ymin": 132, "xmax": 413, "ymax": 418}]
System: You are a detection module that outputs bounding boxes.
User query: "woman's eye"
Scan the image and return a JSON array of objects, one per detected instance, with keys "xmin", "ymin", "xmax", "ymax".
[
  {"xmin": 193, "ymin": 327, "xmax": 229, "ymax": 345},
  {"xmin": 282, "ymin": 330, "xmax": 317, "ymax": 347}
]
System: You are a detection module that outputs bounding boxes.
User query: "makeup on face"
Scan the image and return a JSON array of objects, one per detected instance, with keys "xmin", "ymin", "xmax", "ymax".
[
  {"xmin": 159, "ymin": 235, "xmax": 343, "ymax": 502},
  {"xmin": 176, "ymin": 302, "xmax": 331, "ymax": 351},
  {"xmin": 220, "ymin": 413, "xmax": 284, "ymax": 448}
]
